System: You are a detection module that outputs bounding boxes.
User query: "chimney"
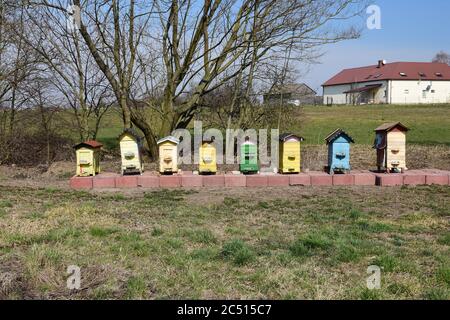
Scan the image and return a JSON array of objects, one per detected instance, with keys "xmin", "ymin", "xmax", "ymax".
[{"xmin": 377, "ymin": 60, "xmax": 386, "ymax": 68}]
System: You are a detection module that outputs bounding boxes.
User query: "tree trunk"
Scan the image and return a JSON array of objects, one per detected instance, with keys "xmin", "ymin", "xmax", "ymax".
[
  {"xmin": 130, "ymin": 113, "xmax": 158, "ymax": 160},
  {"xmin": 120, "ymin": 94, "xmax": 131, "ymax": 128}
]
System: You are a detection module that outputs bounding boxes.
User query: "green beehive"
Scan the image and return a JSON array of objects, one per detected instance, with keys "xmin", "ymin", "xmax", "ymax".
[{"xmin": 239, "ymin": 140, "xmax": 259, "ymax": 174}]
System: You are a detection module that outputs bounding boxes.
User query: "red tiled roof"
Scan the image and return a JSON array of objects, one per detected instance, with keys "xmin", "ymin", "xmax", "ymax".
[
  {"xmin": 323, "ymin": 62, "xmax": 450, "ymax": 86},
  {"xmin": 74, "ymin": 140, "xmax": 103, "ymax": 149}
]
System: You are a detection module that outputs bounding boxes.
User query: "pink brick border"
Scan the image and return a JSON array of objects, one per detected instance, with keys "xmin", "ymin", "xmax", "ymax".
[
  {"xmin": 181, "ymin": 174, "xmax": 203, "ymax": 188},
  {"xmin": 116, "ymin": 175, "xmax": 138, "ymax": 188},
  {"xmin": 403, "ymin": 170, "xmax": 426, "ymax": 186},
  {"xmin": 332, "ymin": 174, "xmax": 354, "ymax": 186},
  {"xmin": 70, "ymin": 170, "xmax": 450, "ymax": 190},
  {"xmin": 203, "ymin": 175, "xmax": 225, "ymax": 187},
  {"xmin": 289, "ymin": 174, "xmax": 311, "ymax": 186},
  {"xmin": 93, "ymin": 173, "xmax": 118, "ymax": 189},
  {"xmin": 375, "ymin": 173, "xmax": 404, "ymax": 187},
  {"xmin": 267, "ymin": 175, "xmax": 290, "ymax": 187},
  {"xmin": 138, "ymin": 173, "xmax": 160, "ymax": 188},
  {"xmin": 353, "ymin": 171, "xmax": 376, "ymax": 186},
  {"xmin": 246, "ymin": 175, "xmax": 268, "ymax": 187},
  {"xmin": 70, "ymin": 176, "xmax": 93, "ymax": 190},
  {"xmin": 159, "ymin": 175, "xmax": 181, "ymax": 188},
  {"xmin": 225, "ymin": 174, "xmax": 247, "ymax": 187},
  {"xmin": 310, "ymin": 172, "xmax": 333, "ymax": 186}
]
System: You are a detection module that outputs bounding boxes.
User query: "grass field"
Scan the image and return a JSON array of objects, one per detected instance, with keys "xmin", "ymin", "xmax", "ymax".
[
  {"xmin": 0, "ymin": 185, "xmax": 448, "ymax": 299},
  {"xmin": 93, "ymin": 104, "xmax": 450, "ymax": 150},
  {"xmin": 297, "ymin": 104, "xmax": 450, "ymax": 146}
]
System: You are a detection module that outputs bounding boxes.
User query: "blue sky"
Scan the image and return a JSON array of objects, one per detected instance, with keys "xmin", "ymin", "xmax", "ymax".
[{"xmin": 302, "ymin": 0, "xmax": 450, "ymax": 92}]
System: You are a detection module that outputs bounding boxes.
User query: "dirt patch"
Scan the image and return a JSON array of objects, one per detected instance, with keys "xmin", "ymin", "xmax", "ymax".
[
  {"xmin": 0, "ymin": 254, "xmax": 134, "ymax": 300},
  {"xmin": 0, "ymin": 255, "xmax": 38, "ymax": 299},
  {"xmin": 43, "ymin": 265, "xmax": 131, "ymax": 300}
]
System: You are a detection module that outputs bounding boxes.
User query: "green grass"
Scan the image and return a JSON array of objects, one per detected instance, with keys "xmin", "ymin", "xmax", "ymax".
[
  {"xmin": 53, "ymin": 104, "xmax": 450, "ymax": 150},
  {"xmin": 89, "ymin": 104, "xmax": 450, "ymax": 149},
  {"xmin": 296, "ymin": 104, "xmax": 450, "ymax": 146},
  {"xmin": 0, "ymin": 184, "xmax": 448, "ymax": 299},
  {"xmin": 221, "ymin": 239, "xmax": 255, "ymax": 266},
  {"xmin": 89, "ymin": 226, "xmax": 120, "ymax": 238}
]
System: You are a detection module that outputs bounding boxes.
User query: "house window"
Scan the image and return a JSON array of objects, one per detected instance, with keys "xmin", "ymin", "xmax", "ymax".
[
  {"xmin": 431, "ymin": 90, "xmax": 435, "ymax": 93},
  {"xmin": 422, "ymin": 90, "xmax": 427, "ymax": 99},
  {"xmin": 435, "ymin": 72, "xmax": 443, "ymax": 77},
  {"xmin": 404, "ymin": 89, "xmax": 409, "ymax": 94},
  {"xmin": 399, "ymin": 72, "xmax": 407, "ymax": 77}
]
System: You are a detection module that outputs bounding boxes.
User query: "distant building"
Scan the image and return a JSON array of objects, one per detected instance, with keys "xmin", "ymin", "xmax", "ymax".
[
  {"xmin": 322, "ymin": 60, "xmax": 450, "ymax": 105},
  {"xmin": 264, "ymin": 83, "xmax": 320, "ymax": 106}
]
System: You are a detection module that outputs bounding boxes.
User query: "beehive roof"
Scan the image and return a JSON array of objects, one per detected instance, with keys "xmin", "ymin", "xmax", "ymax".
[
  {"xmin": 279, "ymin": 133, "xmax": 305, "ymax": 142},
  {"xmin": 119, "ymin": 128, "xmax": 142, "ymax": 141},
  {"xmin": 325, "ymin": 129, "xmax": 355, "ymax": 144},
  {"xmin": 374, "ymin": 122, "xmax": 409, "ymax": 132},
  {"xmin": 157, "ymin": 136, "xmax": 180, "ymax": 145},
  {"xmin": 73, "ymin": 140, "xmax": 103, "ymax": 149},
  {"xmin": 202, "ymin": 137, "xmax": 216, "ymax": 143}
]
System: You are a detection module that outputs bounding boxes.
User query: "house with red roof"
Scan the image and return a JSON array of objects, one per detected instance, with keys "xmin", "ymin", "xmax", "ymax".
[{"xmin": 322, "ymin": 60, "xmax": 450, "ymax": 105}]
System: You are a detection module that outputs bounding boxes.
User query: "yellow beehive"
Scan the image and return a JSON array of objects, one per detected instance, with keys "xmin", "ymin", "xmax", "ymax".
[
  {"xmin": 157, "ymin": 136, "xmax": 180, "ymax": 174},
  {"xmin": 279, "ymin": 133, "xmax": 304, "ymax": 174},
  {"xmin": 374, "ymin": 122, "xmax": 409, "ymax": 173},
  {"xmin": 119, "ymin": 129, "xmax": 144, "ymax": 175},
  {"xmin": 199, "ymin": 139, "xmax": 217, "ymax": 174},
  {"xmin": 73, "ymin": 140, "xmax": 103, "ymax": 177}
]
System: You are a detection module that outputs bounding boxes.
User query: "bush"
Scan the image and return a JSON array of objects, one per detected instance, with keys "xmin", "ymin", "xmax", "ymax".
[{"xmin": 0, "ymin": 131, "xmax": 73, "ymax": 166}]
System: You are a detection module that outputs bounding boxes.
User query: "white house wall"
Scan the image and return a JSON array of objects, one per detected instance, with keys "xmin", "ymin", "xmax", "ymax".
[
  {"xmin": 323, "ymin": 81, "xmax": 388, "ymax": 105},
  {"xmin": 324, "ymin": 80, "xmax": 450, "ymax": 105},
  {"xmin": 389, "ymin": 80, "xmax": 450, "ymax": 104}
]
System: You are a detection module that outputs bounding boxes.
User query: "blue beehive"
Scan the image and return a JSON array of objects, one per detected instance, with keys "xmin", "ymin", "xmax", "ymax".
[{"xmin": 325, "ymin": 129, "xmax": 354, "ymax": 174}]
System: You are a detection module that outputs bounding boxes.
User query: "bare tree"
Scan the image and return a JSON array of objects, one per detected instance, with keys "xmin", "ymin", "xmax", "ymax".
[
  {"xmin": 0, "ymin": 1, "xmax": 38, "ymax": 163},
  {"xmin": 28, "ymin": 0, "xmax": 366, "ymax": 159},
  {"xmin": 432, "ymin": 51, "xmax": 450, "ymax": 65},
  {"xmin": 21, "ymin": 2, "xmax": 114, "ymax": 142}
]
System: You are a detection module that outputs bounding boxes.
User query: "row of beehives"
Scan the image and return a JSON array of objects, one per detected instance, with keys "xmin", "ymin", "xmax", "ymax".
[{"xmin": 73, "ymin": 123, "xmax": 409, "ymax": 177}]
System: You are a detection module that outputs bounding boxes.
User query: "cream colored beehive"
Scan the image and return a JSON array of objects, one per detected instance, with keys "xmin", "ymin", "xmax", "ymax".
[
  {"xmin": 74, "ymin": 140, "xmax": 103, "ymax": 177},
  {"xmin": 119, "ymin": 129, "xmax": 144, "ymax": 175},
  {"xmin": 374, "ymin": 122, "xmax": 409, "ymax": 173},
  {"xmin": 157, "ymin": 136, "xmax": 180, "ymax": 174}
]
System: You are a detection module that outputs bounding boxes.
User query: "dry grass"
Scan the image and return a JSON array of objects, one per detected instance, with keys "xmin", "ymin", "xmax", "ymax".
[{"xmin": 0, "ymin": 184, "xmax": 448, "ymax": 300}]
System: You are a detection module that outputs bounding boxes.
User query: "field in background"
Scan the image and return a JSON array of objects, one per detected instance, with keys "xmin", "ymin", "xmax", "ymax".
[
  {"xmin": 298, "ymin": 104, "xmax": 450, "ymax": 145},
  {"xmin": 95, "ymin": 104, "xmax": 450, "ymax": 150},
  {"xmin": 0, "ymin": 185, "xmax": 448, "ymax": 299}
]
